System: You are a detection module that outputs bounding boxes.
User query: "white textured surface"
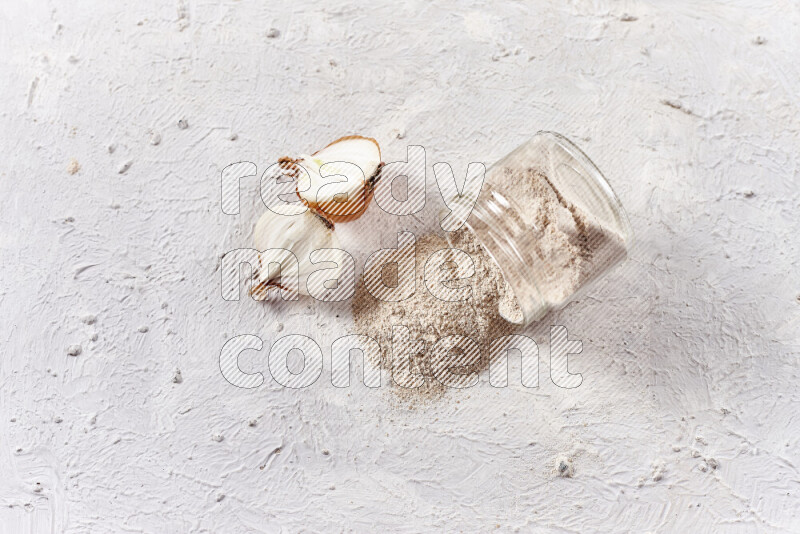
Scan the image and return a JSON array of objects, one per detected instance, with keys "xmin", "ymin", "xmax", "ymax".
[{"xmin": 1, "ymin": 1, "xmax": 799, "ymax": 532}]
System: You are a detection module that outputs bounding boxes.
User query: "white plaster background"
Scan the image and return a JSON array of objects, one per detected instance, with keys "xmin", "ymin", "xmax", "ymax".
[{"xmin": 1, "ymin": 0, "xmax": 799, "ymax": 532}]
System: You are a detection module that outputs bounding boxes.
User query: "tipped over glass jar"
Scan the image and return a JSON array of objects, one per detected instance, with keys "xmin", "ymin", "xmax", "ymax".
[{"xmin": 448, "ymin": 131, "xmax": 633, "ymax": 327}]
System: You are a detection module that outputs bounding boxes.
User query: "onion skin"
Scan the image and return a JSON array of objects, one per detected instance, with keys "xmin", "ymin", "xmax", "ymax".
[
  {"xmin": 303, "ymin": 162, "xmax": 383, "ymax": 223},
  {"xmin": 290, "ymin": 135, "xmax": 383, "ymax": 224}
]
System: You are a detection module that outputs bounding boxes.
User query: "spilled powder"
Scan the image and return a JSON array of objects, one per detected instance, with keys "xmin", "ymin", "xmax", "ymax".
[
  {"xmin": 66, "ymin": 158, "xmax": 80, "ymax": 175},
  {"xmin": 352, "ymin": 233, "xmax": 517, "ymax": 401},
  {"xmin": 351, "ymin": 166, "xmax": 626, "ymax": 401}
]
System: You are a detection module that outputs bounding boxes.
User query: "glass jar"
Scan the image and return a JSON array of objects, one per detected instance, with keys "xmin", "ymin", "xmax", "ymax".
[{"xmin": 449, "ymin": 131, "xmax": 633, "ymax": 326}]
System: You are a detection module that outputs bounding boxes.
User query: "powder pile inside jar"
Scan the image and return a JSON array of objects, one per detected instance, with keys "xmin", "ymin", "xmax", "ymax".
[{"xmin": 486, "ymin": 166, "xmax": 627, "ymax": 320}]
